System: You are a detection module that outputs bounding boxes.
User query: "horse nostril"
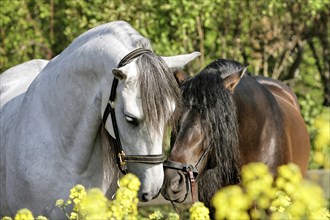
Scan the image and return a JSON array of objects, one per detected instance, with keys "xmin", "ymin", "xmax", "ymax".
[
  {"xmin": 141, "ymin": 193, "xmax": 152, "ymax": 202},
  {"xmin": 170, "ymin": 171, "xmax": 185, "ymax": 193}
]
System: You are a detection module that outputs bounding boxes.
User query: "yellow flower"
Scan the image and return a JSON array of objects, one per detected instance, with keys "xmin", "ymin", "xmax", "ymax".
[
  {"xmin": 108, "ymin": 200, "xmax": 124, "ymax": 219},
  {"xmin": 113, "ymin": 174, "xmax": 140, "ymax": 219},
  {"xmin": 250, "ymin": 209, "xmax": 260, "ymax": 220},
  {"xmin": 69, "ymin": 212, "xmax": 78, "ymax": 220},
  {"xmin": 270, "ymin": 211, "xmax": 290, "ymax": 219},
  {"xmin": 309, "ymin": 208, "xmax": 330, "ymax": 220},
  {"xmin": 55, "ymin": 199, "xmax": 64, "ymax": 207},
  {"xmin": 270, "ymin": 191, "xmax": 291, "ymax": 213},
  {"xmin": 60, "ymin": 174, "xmax": 141, "ymax": 220},
  {"xmin": 149, "ymin": 210, "xmax": 163, "ymax": 220},
  {"xmin": 212, "ymin": 185, "xmax": 250, "ymax": 219},
  {"xmin": 78, "ymin": 188, "xmax": 108, "ymax": 219},
  {"xmin": 277, "ymin": 163, "xmax": 302, "ymax": 183},
  {"xmin": 189, "ymin": 202, "xmax": 210, "ymax": 220},
  {"xmin": 314, "ymin": 109, "xmax": 330, "ymax": 148},
  {"xmin": 119, "ymin": 173, "xmax": 141, "ymax": 192},
  {"xmin": 212, "ymin": 162, "xmax": 330, "ymax": 219},
  {"xmin": 276, "ymin": 163, "xmax": 302, "ymax": 189},
  {"xmin": 313, "ymin": 151, "xmax": 325, "ymax": 165},
  {"xmin": 14, "ymin": 209, "xmax": 34, "ymax": 220},
  {"xmin": 1, "ymin": 217, "xmax": 13, "ymax": 220},
  {"xmin": 167, "ymin": 213, "xmax": 180, "ymax": 220},
  {"xmin": 242, "ymin": 163, "xmax": 273, "ymax": 191},
  {"xmin": 69, "ymin": 184, "xmax": 87, "ymax": 206}
]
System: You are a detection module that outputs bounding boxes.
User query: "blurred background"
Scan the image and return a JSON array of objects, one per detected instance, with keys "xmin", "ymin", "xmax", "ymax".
[{"xmin": 0, "ymin": 0, "xmax": 329, "ymax": 169}]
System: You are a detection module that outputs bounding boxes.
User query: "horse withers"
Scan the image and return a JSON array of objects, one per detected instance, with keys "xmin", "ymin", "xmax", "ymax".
[
  {"xmin": 161, "ymin": 59, "xmax": 310, "ymax": 215},
  {"xmin": 0, "ymin": 21, "xmax": 200, "ymax": 218}
]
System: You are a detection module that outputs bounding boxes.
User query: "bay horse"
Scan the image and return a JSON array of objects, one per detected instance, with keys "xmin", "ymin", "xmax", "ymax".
[
  {"xmin": 0, "ymin": 21, "xmax": 200, "ymax": 218},
  {"xmin": 161, "ymin": 59, "xmax": 310, "ymax": 215}
]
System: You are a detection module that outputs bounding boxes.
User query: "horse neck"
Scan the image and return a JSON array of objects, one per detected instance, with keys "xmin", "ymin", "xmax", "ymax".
[
  {"xmin": 233, "ymin": 75, "xmax": 287, "ymax": 170},
  {"xmin": 25, "ymin": 43, "xmax": 125, "ymax": 170}
]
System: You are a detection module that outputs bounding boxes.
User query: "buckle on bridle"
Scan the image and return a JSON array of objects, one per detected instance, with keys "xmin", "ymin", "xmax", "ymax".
[
  {"xmin": 183, "ymin": 164, "xmax": 198, "ymax": 182},
  {"xmin": 118, "ymin": 151, "xmax": 126, "ymax": 166},
  {"xmin": 108, "ymin": 100, "xmax": 115, "ymax": 109}
]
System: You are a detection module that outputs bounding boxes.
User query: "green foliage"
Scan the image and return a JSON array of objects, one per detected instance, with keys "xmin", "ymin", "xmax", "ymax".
[
  {"xmin": 0, "ymin": 0, "xmax": 51, "ymax": 69},
  {"xmin": 1, "ymin": 0, "xmax": 328, "ymax": 75},
  {"xmin": 1, "ymin": 0, "xmax": 329, "ymax": 168}
]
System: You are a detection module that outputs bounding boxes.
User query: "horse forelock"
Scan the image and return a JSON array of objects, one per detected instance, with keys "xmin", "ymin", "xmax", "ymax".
[
  {"xmin": 205, "ymin": 58, "xmax": 246, "ymax": 79},
  {"xmin": 137, "ymin": 53, "xmax": 181, "ymax": 132},
  {"xmin": 182, "ymin": 70, "xmax": 241, "ymax": 186}
]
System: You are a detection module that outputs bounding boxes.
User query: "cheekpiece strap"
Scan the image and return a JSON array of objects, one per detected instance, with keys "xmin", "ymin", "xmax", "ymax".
[{"xmin": 103, "ymin": 48, "xmax": 153, "ymax": 175}]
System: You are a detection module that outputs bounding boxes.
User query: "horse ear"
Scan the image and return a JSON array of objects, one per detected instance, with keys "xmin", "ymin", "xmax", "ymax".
[
  {"xmin": 224, "ymin": 66, "xmax": 248, "ymax": 93},
  {"xmin": 112, "ymin": 68, "xmax": 127, "ymax": 80},
  {"xmin": 174, "ymin": 70, "xmax": 189, "ymax": 85},
  {"xmin": 161, "ymin": 52, "xmax": 200, "ymax": 72}
]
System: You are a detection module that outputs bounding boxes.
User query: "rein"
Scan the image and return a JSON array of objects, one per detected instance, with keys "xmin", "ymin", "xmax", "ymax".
[{"xmin": 103, "ymin": 48, "xmax": 165, "ymax": 174}]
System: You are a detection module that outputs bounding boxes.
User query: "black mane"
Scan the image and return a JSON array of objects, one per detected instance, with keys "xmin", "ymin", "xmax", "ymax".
[
  {"xmin": 181, "ymin": 59, "xmax": 243, "ymax": 207},
  {"xmin": 203, "ymin": 58, "xmax": 245, "ymax": 78}
]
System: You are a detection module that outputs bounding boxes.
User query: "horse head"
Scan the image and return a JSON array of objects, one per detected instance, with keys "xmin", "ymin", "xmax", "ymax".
[
  {"xmin": 103, "ymin": 49, "xmax": 200, "ymax": 202},
  {"xmin": 161, "ymin": 66, "xmax": 247, "ymax": 203}
]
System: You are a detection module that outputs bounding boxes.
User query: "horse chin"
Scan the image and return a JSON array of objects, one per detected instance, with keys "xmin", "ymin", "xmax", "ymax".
[
  {"xmin": 137, "ymin": 189, "xmax": 162, "ymax": 202},
  {"xmin": 161, "ymin": 189, "xmax": 188, "ymax": 203},
  {"xmin": 152, "ymin": 190, "xmax": 161, "ymax": 200},
  {"xmin": 160, "ymin": 184, "xmax": 188, "ymax": 203},
  {"xmin": 173, "ymin": 193, "xmax": 187, "ymax": 203}
]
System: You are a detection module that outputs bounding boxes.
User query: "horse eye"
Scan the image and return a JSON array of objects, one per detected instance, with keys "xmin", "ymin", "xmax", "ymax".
[{"xmin": 125, "ymin": 115, "xmax": 139, "ymax": 126}]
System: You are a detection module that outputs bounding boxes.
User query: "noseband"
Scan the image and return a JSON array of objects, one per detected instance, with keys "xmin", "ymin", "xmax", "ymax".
[
  {"xmin": 103, "ymin": 48, "xmax": 165, "ymax": 174},
  {"xmin": 163, "ymin": 144, "xmax": 212, "ymax": 202}
]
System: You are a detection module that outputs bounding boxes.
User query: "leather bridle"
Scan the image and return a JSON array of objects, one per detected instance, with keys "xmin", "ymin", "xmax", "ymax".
[
  {"xmin": 163, "ymin": 143, "xmax": 212, "ymax": 202},
  {"xmin": 103, "ymin": 48, "xmax": 165, "ymax": 175}
]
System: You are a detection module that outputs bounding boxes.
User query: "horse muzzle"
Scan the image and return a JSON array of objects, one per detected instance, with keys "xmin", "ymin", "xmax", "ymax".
[
  {"xmin": 161, "ymin": 169, "xmax": 188, "ymax": 203},
  {"xmin": 139, "ymin": 188, "xmax": 161, "ymax": 202}
]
